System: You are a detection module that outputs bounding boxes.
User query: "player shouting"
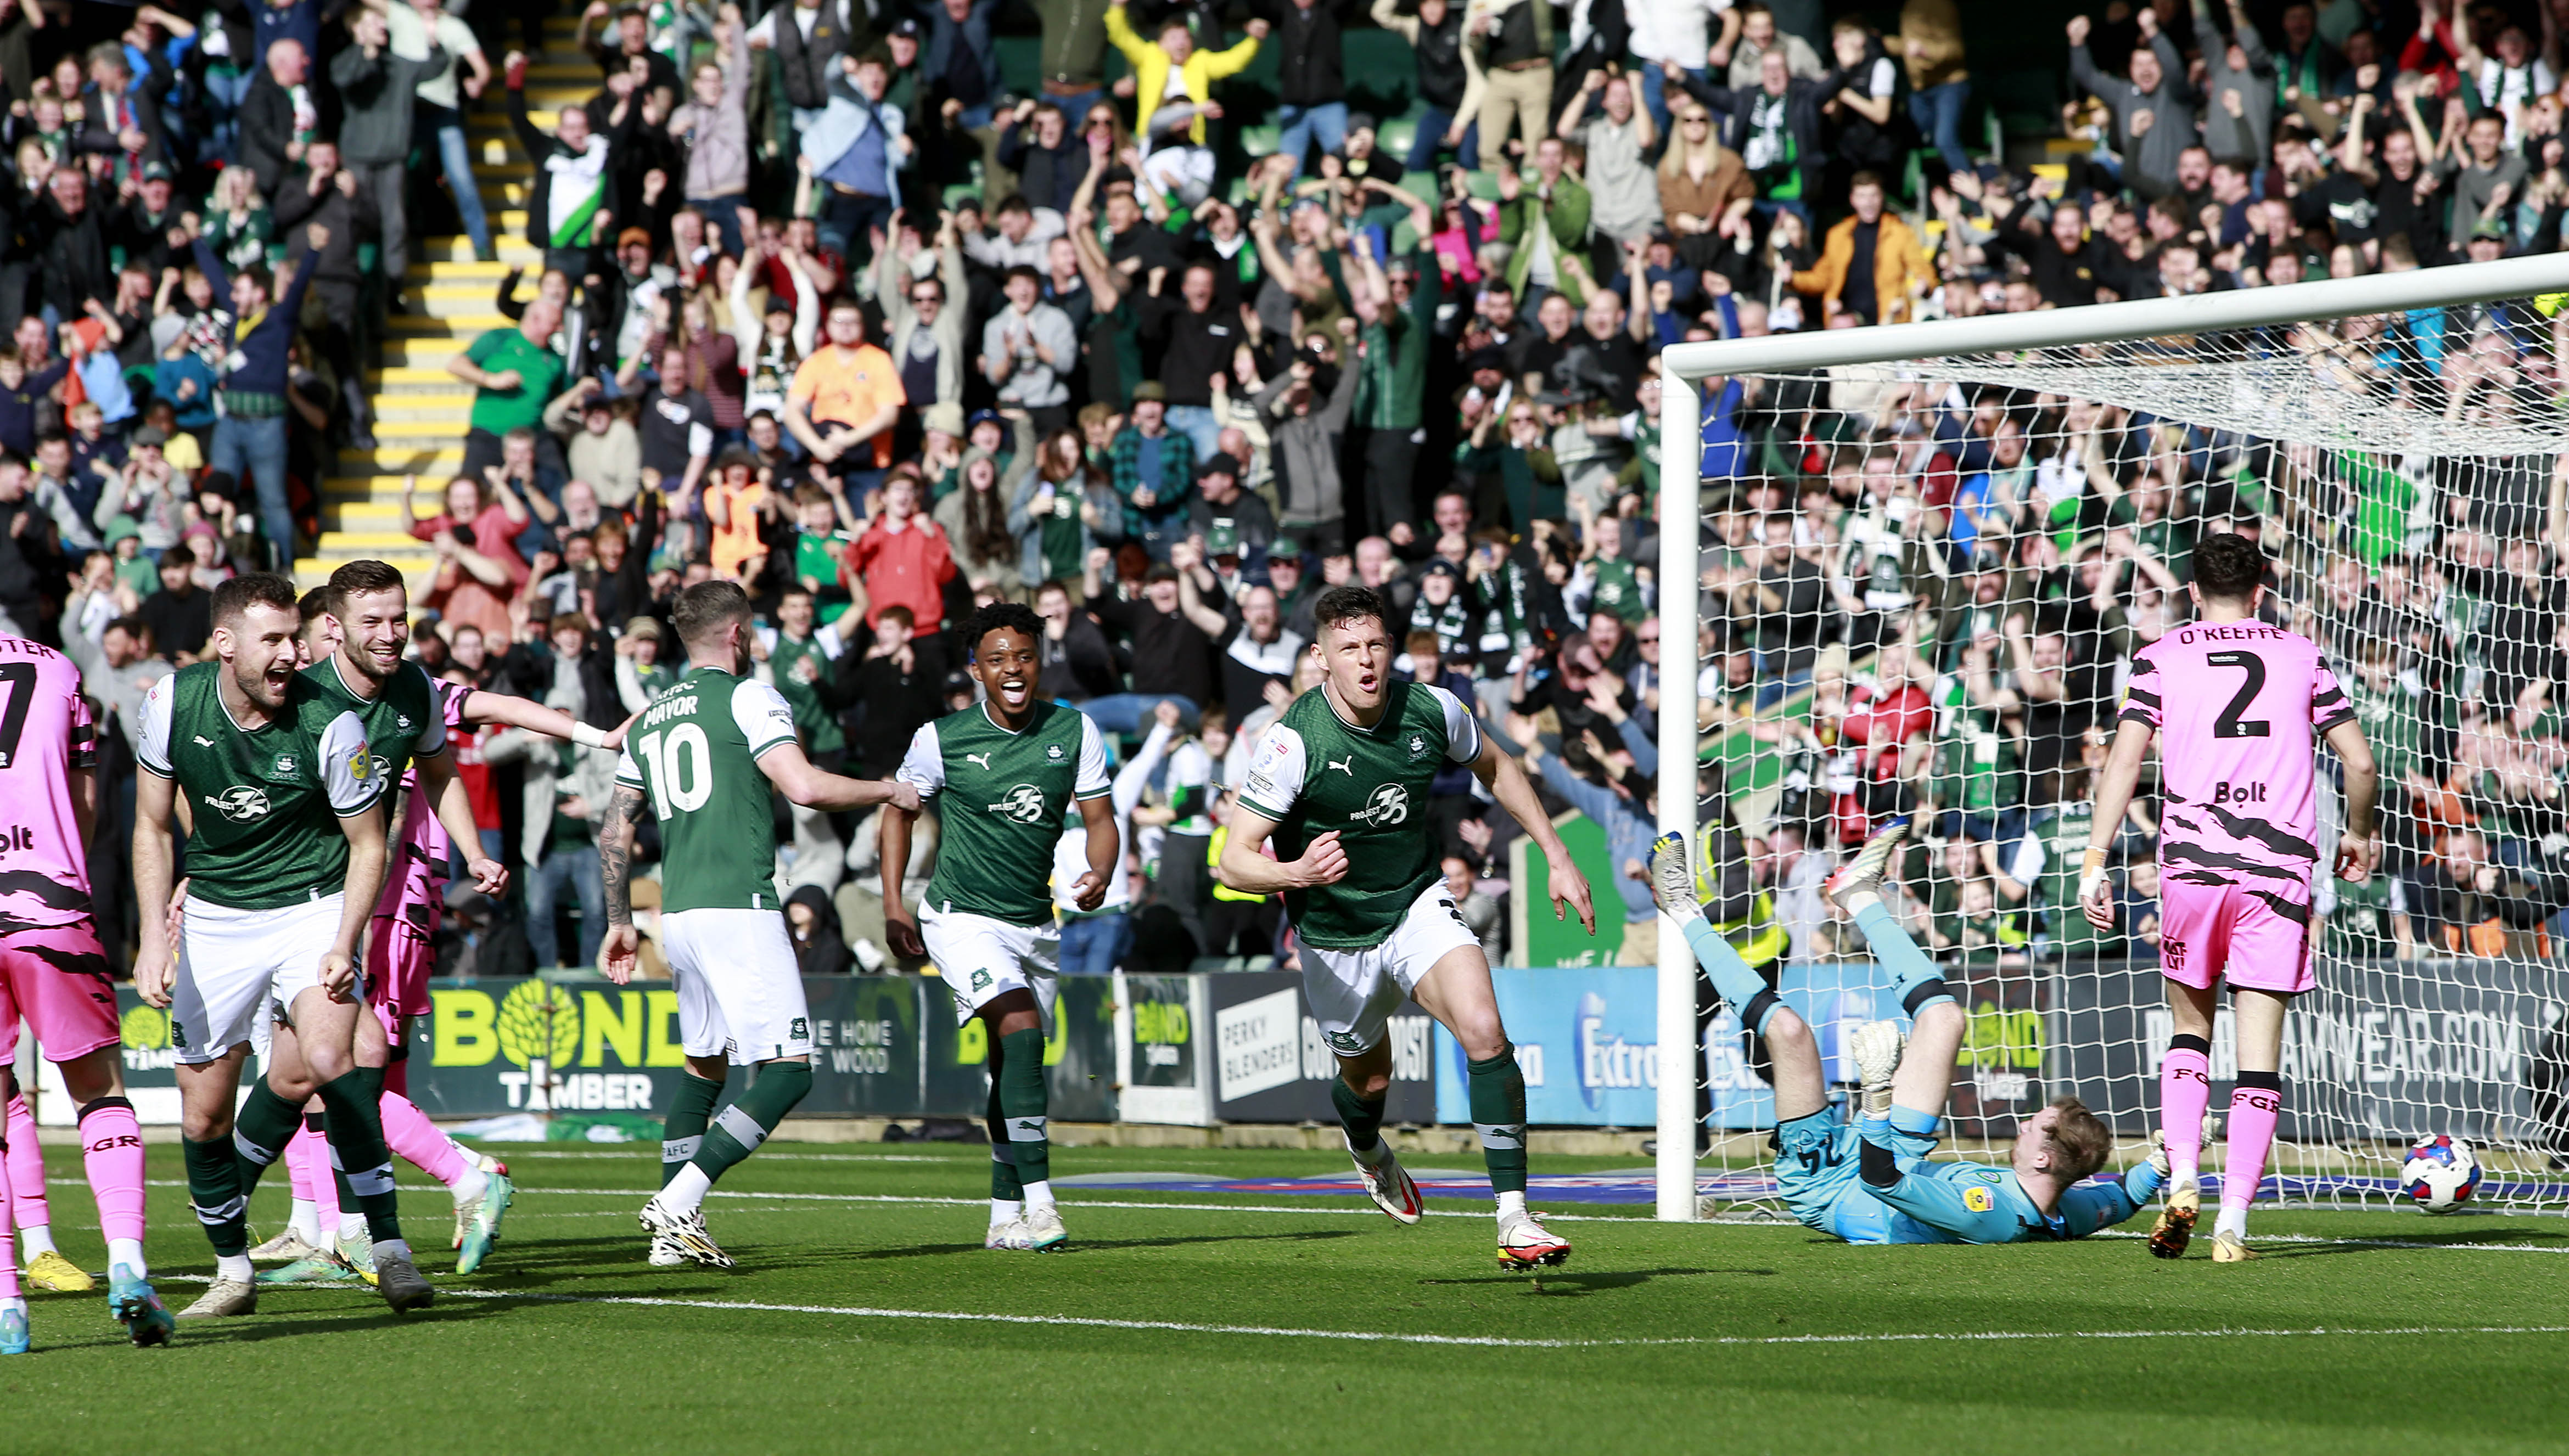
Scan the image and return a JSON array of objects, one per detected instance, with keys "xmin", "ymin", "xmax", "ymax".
[
  {"xmin": 1218, "ymin": 586, "xmax": 1597, "ymax": 1268},
  {"xmin": 1651, "ymin": 821, "xmax": 2166, "ymax": 1243},
  {"xmin": 132, "ymin": 574, "xmax": 430, "ymax": 1319},
  {"xmin": 2082, "ymin": 531, "xmax": 2377, "ymax": 1261},
  {"xmin": 0, "ymin": 631, "xmax": 169, "ymax": 1352},
  {"xmin": 883, "ymin": 602, "xmax": 1118, "ymax": 1255},
  {"xmin": 239, "ymin": 564, "xmax": 524, "ymax": 1288},
  {"xmin": 600, "ymin": 581, "xmax": 918, "ymax": 1269}
]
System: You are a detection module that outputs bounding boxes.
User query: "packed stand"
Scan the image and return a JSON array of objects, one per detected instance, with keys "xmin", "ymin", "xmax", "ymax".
[{"xmin": 13, "ymin": 0, "xmax": 2552, "ymax": 979}]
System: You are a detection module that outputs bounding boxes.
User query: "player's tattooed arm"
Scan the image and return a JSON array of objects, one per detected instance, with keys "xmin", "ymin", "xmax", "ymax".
[{"xmin": 597, "ymin": 784, "xmax": 647, "ymax": 985}]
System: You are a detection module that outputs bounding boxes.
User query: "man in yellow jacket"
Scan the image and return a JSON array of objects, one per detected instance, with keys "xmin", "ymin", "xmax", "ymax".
[
  {"xmin": 1104, "ymin": 0, "xmax": 1265, "ymax": 151},
  {"xmin": 1788, "ymin": 172, "xmax": 1933, "ymax": 325}
]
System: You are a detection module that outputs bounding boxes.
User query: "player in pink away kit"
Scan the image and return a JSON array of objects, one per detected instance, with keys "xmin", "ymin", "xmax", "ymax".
[
  {"xmin": 0, "ymin": 634, "xmax": 172, "ymax": 1350},
  {"xmin": 2081, "ymin": 532, "xmax": 2378, "ymax": 1262}
]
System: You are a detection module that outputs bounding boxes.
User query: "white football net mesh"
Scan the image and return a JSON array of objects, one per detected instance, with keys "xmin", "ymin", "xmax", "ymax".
[{"xmin": 1689, "ymin": 290, "xmax": 2569, "ymax": 1215}]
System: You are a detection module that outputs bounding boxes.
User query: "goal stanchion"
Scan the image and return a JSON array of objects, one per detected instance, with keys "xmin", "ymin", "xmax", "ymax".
[{"xmin": 1653, "ymin": 252, "xmax": 2569, "ymax": 1222}]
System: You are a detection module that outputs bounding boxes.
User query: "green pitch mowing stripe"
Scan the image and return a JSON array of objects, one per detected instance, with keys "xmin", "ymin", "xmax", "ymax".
[
  {"xmin": 19, "ymin": 1145, "xmax": 2569, "ymax": 1456},
  {"xmin": 144, "ymin": 1276, "xmax": 2569, "ymax": 1350}
]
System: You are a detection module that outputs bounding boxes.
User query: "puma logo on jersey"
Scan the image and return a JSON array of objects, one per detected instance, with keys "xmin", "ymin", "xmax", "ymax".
[
  {"xmin": 192, "ymin": 735, "xmax": 214, "ymax": 747},
  {"xmin": 966, "ymin": 752, "xmax": 992, "ymax": 771},
  {"xmin": 1327, "ymin": 756, "xmax": 1355, "ymax": 776}
]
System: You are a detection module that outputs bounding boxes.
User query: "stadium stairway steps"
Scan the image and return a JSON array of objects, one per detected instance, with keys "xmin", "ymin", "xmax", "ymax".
[{"xmin": 301, "ymin": 25, "xmax": 598, "ymax": 590}]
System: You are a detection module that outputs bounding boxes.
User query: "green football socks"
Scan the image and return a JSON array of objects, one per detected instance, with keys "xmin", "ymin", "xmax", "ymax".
[
  {"xmin": 229, "ymin": 1080, "xmax": 303, "ymax": 1196},
  {"xmin": 984, "ymin": 1054, "xmax": 1025, "ymax": 1202},
  {"xmin": 687, "ymin": 1060, "xmax": 813, "ymax": 1189},
  {"xmin": 183, "ymin": 1134, "xmax": 249, "ymax": 1258},
  {"xmin": 995, "ymin": 1028, "xmax": 1051, "ymax": 1195},
  {"xmin": 315, "ymin": 1070, "xmax": 403, "ymax": 1246},
  {"xmin": 1467, "ymin": 1046, "xmax": 1529, "ymax": 1196},
  {"xmin": 1332, "ymin": 1075, "xmax": 1389, "ymax": 1161},
  {"xmin": 663, "ymin": 1072, "xmax": 724, "ymax": 1188}
]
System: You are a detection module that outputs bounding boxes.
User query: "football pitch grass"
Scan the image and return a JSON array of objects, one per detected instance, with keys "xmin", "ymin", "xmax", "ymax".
[{"xmin": 4, "ymin": 1140, "xmax": 2568, "ymax": 1454}]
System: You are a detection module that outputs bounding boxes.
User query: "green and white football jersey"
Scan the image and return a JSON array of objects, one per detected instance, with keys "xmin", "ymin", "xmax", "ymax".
[
  {"xmin": 2323, "ymin": 872, "xmax": 2406, "ymax": 959},
  {"xmin": 898, "ymin": 700, "xmax": 1110, "ymax": 926},
  {"xmin": 1237, "ymin": 681, "xmax": 1482, "ymax": 949},
  {"xmin": 302, "ymin": 655, "xmax": 447, "ymax": 785},
  {"xmin": 614, "ymin": 665, "xmax": 800, "ymax": 914},
  {"xmin": 137, "ymin": 663, "xmax": 382, "ymax": 910}
]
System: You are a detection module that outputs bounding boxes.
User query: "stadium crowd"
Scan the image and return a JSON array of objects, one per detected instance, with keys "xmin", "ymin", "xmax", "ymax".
[{"xmin": 5, "ymin": 0, "xmax": 2560, "ymax": 981}]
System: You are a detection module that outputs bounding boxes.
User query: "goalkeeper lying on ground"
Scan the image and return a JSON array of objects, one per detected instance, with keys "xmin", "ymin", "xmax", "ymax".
[{"xmin": 1651, "ymin": 819, "xmax": 2167, "ymax": 1244}]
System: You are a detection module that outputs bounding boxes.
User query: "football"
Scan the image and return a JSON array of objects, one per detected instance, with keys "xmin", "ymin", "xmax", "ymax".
[{"xmin": 2399, "ymin": 1135, "xmax": 2482, "ymax": 1213}]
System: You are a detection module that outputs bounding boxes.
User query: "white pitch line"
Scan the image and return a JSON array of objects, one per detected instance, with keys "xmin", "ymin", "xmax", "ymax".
[
  {"xmin": 148, "ymin": 1275, "xmax": 2569, "ymax": 1349},
  {"xmin": 133, "ymin": 1182, "xmax": 2569, "ymax": 1249}
]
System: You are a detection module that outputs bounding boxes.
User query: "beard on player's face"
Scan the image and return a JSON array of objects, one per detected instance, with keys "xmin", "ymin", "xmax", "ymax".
[{"xmin": 237, "ymin": 639, "xmax": 296, "ymax": 710}]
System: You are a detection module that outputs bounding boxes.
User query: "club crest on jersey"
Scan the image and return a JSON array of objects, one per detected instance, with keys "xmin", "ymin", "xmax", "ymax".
[
  {"xmin": 989, "ymin": 784, "xmax": 1049, "ymax": 823},
  {"xmin": 1351, "ymin": 783, "xmax": 1410, "ymax": 827},
  {"xmin": 273, "ymin": 753, "xmax": 298, "ymax": 777},
  {"xmin": 1047, "ymin": 744, "xmax": 1064, "ymax": 760},
  {"xmin": 206, "ymin": 786, "xmax": 271, "ymax": 822},
  {"xmin": 1407, "ymin": 734, "xmax": 1429, "ymax": 760}
]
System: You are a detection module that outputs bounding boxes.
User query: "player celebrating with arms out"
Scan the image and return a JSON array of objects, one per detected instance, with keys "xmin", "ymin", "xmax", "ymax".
[
  {"xmin": 1652, "ymin": 820, "xmax": 2166, "ymax": 1244},
  {"xmin": 2082, "ymin": 531, "xmax": 2377, "ymax": 1262},
  {"xmin": 1219, "ymin": 586, "xmax": 1597, "ymax": 1268},
  {"xmin": 599, "ymin": 581, "xmax": 919, "ymax": 1269},
  {"xmin": 883, "ymin": 602, "xmax": 1119, "ymax": 1255},
  {"xmin": 131, "ymin": 574, "xmax": 430, "ymax": 1319}
]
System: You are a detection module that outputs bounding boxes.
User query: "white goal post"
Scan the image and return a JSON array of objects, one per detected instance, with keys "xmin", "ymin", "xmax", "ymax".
[{"xmin": 1650, "ymin": 251, "xmax": 2569, "ymax": 1221}]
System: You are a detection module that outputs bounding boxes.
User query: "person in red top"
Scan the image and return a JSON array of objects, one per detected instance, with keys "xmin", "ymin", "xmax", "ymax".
[
  {"xmin": 1832, "ymin": 636, "xmax": 1934, "ymax": 845},
  {"xmin": 844, "ymin": 469, "xmax": 955, "ymax": 633},
  {"xmin": 440, "ymin": 665, "xmax": 507, "ymax": 865},
  {"xmin": 402, "ymin": 474, "xmax": 529, "ymax": 644}
]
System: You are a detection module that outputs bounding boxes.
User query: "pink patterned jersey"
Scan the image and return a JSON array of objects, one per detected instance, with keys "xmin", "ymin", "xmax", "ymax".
[
  {"xmin": 373, "ymin": 679, "xmax": 471, "ymax": 922},
  {"xmin": 2119, "ymin": 621, "xmax": 2354, "ymax": 901},
  {"xmin": 0, "ymin": 637, "xmax": 98, "ymax": 929}
]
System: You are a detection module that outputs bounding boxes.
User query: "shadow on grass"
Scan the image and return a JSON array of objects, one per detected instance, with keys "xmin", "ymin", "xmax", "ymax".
[
  {"xmin": 2229, "ymin": 1224, "xmax": 2569, "ymax": 1261},
  {"xmin": 171, "ymin": 1300, "xmax": 512, "ymax": 1343},
  {"xmin": 1414, "ymin": 1266, "xmax": 1780, "ymax": 1294}
]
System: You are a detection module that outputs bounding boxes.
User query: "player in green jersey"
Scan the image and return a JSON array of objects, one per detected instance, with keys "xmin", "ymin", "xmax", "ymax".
[
  {"xmin": 246, "ymin": 566, "xmax": 592, "ymax": 1288},
  {"xmin": 882, "ymin": 602, "xmax": 1118, "ymax": 1254},
  {"xmin": 130, "ymin": 575, "xmax": 431, "ymax": 1317},
  {"xmin": 1219, "ymin": 586, "xmax": 1597, "ymax": 1268},
  {"xmin": 598, "ymin": 581, "xmax": 919, "ymax": 1269}
]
